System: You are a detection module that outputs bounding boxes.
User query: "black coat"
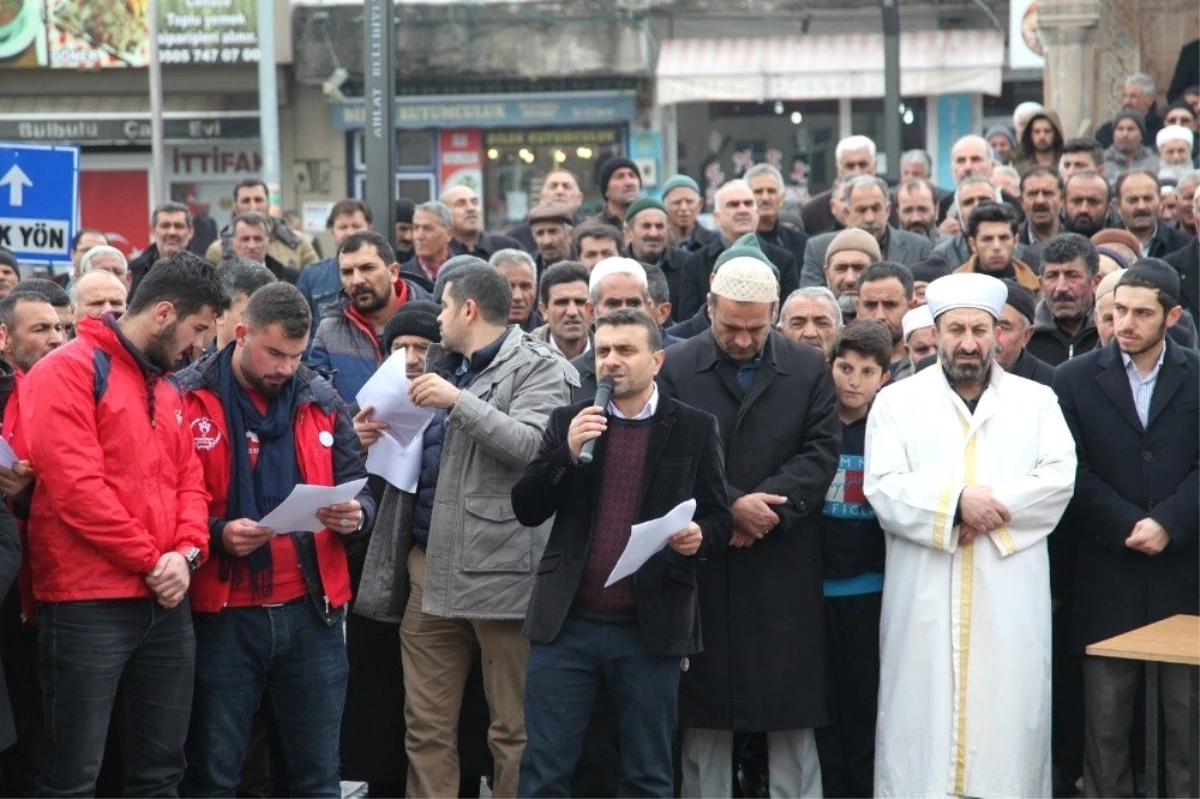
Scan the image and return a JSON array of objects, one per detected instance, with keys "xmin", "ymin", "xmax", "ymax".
[
  {"xmin": 666, "ymin": 306, "xmax": 711, "ymax": 341},
  {"xmin": 0, "ymin": 502, "xmax": 18, "ymax": 752},
  {"xmin": 631, "ymin": 247, "xmax": 689, "ymax": 322},
  {"xmin": 757, "ymin": 222, "xmax": 809, "ymax": 268},
  {"xmin": 1145, "ymin": 224, "xmax": 1192, "ymax": 260},
  {"xmin": 512, "ymin": 396, "xmax": 732, "ymax": 657},
  {"xmin": 1053, "ymin": 340, "xmax": 1199, "ymax": 653},
  {"xmin": 1164, "ymin": 238, "xmax": 1199, "ymax": 324},
  {"xmin": 659, "ymin": 330, "xmax": 841, "ymax": 731},
  {"xmin": 1009, "ymin": 348, "xmax": 1057, "ymax": 386},
  {"xmin": 677, "ymin": 235, "xmax": 800, "ymax": 322},
  {"xmin": 449, "ymin": 231, "xmax": 524, "ymax": 260}
]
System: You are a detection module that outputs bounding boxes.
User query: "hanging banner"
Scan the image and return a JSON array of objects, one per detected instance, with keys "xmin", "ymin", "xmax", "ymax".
[
  {"xmin": 47, "ymin": 0, "xmax": 149, "ymax": 68},
  {"xmin": 438, "ymin": 129, "xmax": 482, "ymax": 196},
  {"xmin": 1009, "ymin": 0, "xmax": 1045, "ymax": 69},
  {"xmin": 157, "ymin": 0, "xmax": 259, "ymax": 66}
]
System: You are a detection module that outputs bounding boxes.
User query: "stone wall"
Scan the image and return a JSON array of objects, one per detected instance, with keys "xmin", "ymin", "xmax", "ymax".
[{"xmin": 1094, "ymin": 0, "xmax": 1199, "ymax": 123}]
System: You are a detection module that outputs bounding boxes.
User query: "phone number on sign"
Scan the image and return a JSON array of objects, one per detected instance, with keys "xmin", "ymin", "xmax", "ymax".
[{"xmin": 159, "ymin": 47, "xmax": 261, "ymax": 64}]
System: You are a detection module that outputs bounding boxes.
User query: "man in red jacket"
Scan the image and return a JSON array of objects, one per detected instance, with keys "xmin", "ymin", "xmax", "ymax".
[
  {"xmin": 175, "ymin": 282, "xmax": 373, "ymax": 796},
  {"xmin": 21, "ymin": 252, "xmax": 228, "ymax": 797}
]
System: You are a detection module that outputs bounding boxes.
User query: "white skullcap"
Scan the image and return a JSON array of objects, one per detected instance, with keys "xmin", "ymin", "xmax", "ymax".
[
  {"xmin": 1157, "ymin": 125, "xmax": 1195, "ymax": 151},
  {"xmin": 588, "ymin": 257, "xmax": 646, "ymax": 292},
  {"xmin": 925, "ymin": 273, "xmax": 1007, "ymax": 320},
  {"xmin": 710, "ymin": 257, "xmax": 780, "ymax": 303},
  {"xmin": 1013, "ymin": 101, "xmax": 1044, "ymax": 128},
  {"xmin": 901, "ymin": 304, "xmax": 935, "ymax": 341}
]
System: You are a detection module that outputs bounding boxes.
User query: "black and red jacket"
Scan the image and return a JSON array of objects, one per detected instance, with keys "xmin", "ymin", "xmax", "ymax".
[{"xmin": 174, "ymin": 351, "xmax": 374, "ymax": 624}]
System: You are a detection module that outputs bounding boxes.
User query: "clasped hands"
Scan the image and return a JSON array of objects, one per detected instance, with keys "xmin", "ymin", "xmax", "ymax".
[{"xmin": 957, "ymin": 485, "xmax": 1011, "ymax": 545}]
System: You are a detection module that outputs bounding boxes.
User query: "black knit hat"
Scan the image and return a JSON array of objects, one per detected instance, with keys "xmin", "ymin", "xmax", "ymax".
[
  {"xmin": 909, "ymin": 257, "xmax": 951, "ymax": 284},
  {"xmin": 383, "ymin": 300, "xmax": 442, "ymax": 352},
  {"xmin": 1000, "ymin": 278, "xmax": 1037, "ymax": 325},
  {"xmin": 1113, "ymin": 108, "xmax": 1147, "ymax": 140},
  {"xmin": 598, "ymin": 157, "xmax": 641, "ymax": 199},
  {"xmin": 1118, "ymin": 258, "xmax": 1181, "ymax": 306},
  {"xmin": 396, "ymin": 198, "xmax": 416, "ymax": 224}
]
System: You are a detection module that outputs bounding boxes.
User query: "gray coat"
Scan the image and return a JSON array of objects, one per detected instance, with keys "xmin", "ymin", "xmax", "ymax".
[
  {"xmin": 799, "ymin": 226, "xmax": 933, "ymax": 288},
  {"xmin": 422, "ymin": 327, "xmax": 579, "ymax": 619}
]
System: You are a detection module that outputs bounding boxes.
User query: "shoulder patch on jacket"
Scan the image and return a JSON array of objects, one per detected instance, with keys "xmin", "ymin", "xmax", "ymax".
[{"xmin": 92, "ymin": 348, "xmax": 112, "ymax": 405}]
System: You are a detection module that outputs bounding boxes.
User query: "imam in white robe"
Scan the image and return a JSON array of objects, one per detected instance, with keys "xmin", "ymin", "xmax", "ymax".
[{"xmin": 864, "ymin": 363, "xmax": 1076, "ymax": 798}]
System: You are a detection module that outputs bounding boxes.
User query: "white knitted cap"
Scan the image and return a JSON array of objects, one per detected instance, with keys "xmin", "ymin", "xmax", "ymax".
[{"xmin": 710, "ymin": 257, "xmax": 779, "ymax": 303}]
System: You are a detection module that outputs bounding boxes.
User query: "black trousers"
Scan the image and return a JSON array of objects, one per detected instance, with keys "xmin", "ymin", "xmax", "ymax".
[{"xmin": 815, "ymin": 592, "xmax": 882, "ymax": 799}]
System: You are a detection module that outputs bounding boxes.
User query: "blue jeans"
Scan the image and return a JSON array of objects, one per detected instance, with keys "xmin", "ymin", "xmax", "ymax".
[
  {"xmin": 519, "ymin": 615, "xmax": 681, "ymax": 798},
  {"xmin": 36, "ymin": 598, "xmax": 195, "ymax": 798},
  {"xmin": 180, "ymin": 600, "xmax": 348, "ymax": 798}
]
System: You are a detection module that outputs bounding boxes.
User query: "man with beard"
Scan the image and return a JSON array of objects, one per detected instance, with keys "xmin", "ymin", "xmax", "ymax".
[
  {"xmin": 986, "ymin": 126, "xmax": 1018, "ymax": 166},
  {"xmin": 1053, "ymin": 260, "xmax": 1198, "ymax": 799},
  {"xmin": 531, "ymin": 261, "xmax": 592, "ymax": 361},
  {"xmin": 894, "ymin": 179, "xmax": 939, "ymax": 241},
  {"xmin": 1015, "ymin": 110, "xmax": 1066, "ymax": 177},
  {"xmin": 624, "ymin": 198, "xmax": 687, "ymax": 320},
  {"xmin": 395, "ymin": 199, "xmax": 416, "ymax": 263},
  {"xmin": 1028, "ymin": 233, "xmax": 1103, "ymax": 365},
  {"xmin": 747, "ymin": 164, "xmax": 809, "ymax": 267},
  {"xmin": 527, "ymin": 204, "xmax": 575, "ymax": 274},
  {"xmin": 588, "ymin": 158, "xmax": 642, "ymax": 230},
  {"xmin": 1156, "ymin": 125, "xmax": 1195, "ymax": 182},
  {"xmin": 445, "ymin": 186, "xmax": 522, "ymax": 259},
  {"xmin": 864, "ymin": 272, "xmax": 1075, "ymax": 799},
  {"xmin": 855, "ymin": 262, "xmax": 916, "ymax": 375},
  {"xmin": 1060, "ymin": 138, "xmax": 1106, "ymax": 181},
  {"xmin": 1063, "ymin": 171, "xmax": 1112, "ymax": 238},
  {"xmin": 677, "ymin": 180, "xmax": 798, "ymax": 320},
  {"xmin": 1103, "ymin": 110, "xmax": 1160, "ymax": 182},
  {"xmin": 661, "ymin": 175, "xmax": 716, "ymax": 252},
  {"xmin": 310, "ymin": 231, "xmax": 430, "ymax": 400},
  {"xmin": 994, "ymin": 279, "xmax": 1056, "ymax": 385},
  {"xmin": 1095, "ymin": 73, "xmax": 1165, "ymax": 150},
  {"xmin": 176, "ymin": 283, "xmax": 373, "ymax": 797},
  {"xmin": 230, "ymin": 213, "xmax": 300, "ymax": 284},
  {"xmin": 800, "ymin": 177, "xmax": 931, "ymax": 288},
  {"xmin": 1018, "ymin": 167, "xmax": 1065, "ymax": 267},
  {"xmin": 955, "ymin": 203, "xmax": 1042, "ymax": 292},
  {"xmin": 20, "ymin": 252, "xmax": 227, "ymax": 796},
  {"xmin": 490, "ymin": 249, "xmax": 542, "ymax": 332},
  {"xmin": 779, "ymin": 286, "xmax": 842, "ymax": 359},
  {"xmin": 1116, "ymin": 170, "xmax": 1192, "ymax": 257},
  {"xmin": 507, "ymin": 170, "xmax": 584, "ymax": 255},
  {"xmin": 1165, "ymin": 189, "xmax": 1200, "ymax": 322},
  {"xmin": 129, "ymin": 202, "xmax": 194, "ymax": 296}
]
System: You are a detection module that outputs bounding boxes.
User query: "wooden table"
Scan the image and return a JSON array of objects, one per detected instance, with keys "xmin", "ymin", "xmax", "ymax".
[{"xmin": 1087, "ymin": 615, "xmax": 1200, "ymax": 798}]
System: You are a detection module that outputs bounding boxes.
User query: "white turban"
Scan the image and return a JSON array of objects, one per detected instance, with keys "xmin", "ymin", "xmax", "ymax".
[
  {"xmin": 925, "ymin": 273, "xmax": 1007, "ymax": 320},
  {"xmin": 1156, "ymin": 125, "xmax": 1195, "ymax": 151}
]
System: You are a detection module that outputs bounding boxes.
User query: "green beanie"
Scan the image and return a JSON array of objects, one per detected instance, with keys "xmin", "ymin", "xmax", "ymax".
[
  {"xmin": 713, "ymin": 233, "xmax": 777, "ymax": 276},
  {"xmin": 624, "ymin": 197, "xmax": 668, "ymax": 224},
  {"xmin": 659, "ymin": 175, "xmax": 702, "ymax": 201}
]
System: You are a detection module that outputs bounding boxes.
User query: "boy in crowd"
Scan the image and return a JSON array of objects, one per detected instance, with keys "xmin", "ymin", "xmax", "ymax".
[{"xmin": 814, "ymin": 319, "xmax": 893, "ymax": 798}]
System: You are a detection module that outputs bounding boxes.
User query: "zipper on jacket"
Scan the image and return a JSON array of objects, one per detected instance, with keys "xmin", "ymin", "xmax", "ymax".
[{"xmin": 324, "ymin": 595, "xmax": 330, "ymax": 614}]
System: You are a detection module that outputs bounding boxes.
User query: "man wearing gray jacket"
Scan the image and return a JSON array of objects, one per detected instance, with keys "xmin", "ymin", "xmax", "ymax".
[{"xmin": 402, "ymin": 259, "xmax": 579, "ymax": 799}]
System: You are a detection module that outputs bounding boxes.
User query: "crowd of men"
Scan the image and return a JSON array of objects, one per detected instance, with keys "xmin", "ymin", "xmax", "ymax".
[{"xmin": 0, "ymin": 67, "xmax": 1195, "ymax": 799}]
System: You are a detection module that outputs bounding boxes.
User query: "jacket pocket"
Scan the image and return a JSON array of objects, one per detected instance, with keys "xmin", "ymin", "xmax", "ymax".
[
  {"xmin": 461, "ymin": 494, "xmax": 531, "ymax": 573},
  {"xmin": 536, "ymin": 553, "xmax": 562, "ymax": 574}
]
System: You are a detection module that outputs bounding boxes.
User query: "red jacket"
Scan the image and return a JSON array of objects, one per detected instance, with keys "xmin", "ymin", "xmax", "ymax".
[
  {"xmin": 176, "ymin": 356, "xmax": 361, "ymax": 614},
  {"xmin": 21, "ymin": 316, "xmax": 210, "ymax": 602}
]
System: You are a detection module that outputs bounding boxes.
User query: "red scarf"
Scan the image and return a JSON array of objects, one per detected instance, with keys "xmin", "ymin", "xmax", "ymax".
[{"xmin": 343, "ymin": 278, "xmax": 411, "ymax": 361}]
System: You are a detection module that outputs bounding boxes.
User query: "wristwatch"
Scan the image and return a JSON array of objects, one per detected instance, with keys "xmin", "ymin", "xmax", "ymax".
[{"xmin": 182, "ymin": 547, "xmax": 203, "ymax": 573}]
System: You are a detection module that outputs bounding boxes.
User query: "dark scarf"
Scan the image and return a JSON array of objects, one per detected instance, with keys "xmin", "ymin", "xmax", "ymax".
[{"xmin": 216, "ymin": 344, "xmax": 299, "ymax": 599}]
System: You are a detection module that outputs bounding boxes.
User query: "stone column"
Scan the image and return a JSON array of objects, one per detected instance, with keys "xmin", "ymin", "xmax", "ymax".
[{"xmin": 1037, "ymin": 0, "xmax": 1103, "ymax": 139}]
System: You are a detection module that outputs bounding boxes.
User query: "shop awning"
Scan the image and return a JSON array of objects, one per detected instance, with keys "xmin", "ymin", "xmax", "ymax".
[{"xmin": 654, "ymin": 29, "xmax": 1005, "ymax": 106}]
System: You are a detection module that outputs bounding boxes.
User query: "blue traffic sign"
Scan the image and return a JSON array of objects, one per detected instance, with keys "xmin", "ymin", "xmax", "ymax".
[{"xmin": 0, "ymin": 143, "xmax": 79, "ymax": 266}]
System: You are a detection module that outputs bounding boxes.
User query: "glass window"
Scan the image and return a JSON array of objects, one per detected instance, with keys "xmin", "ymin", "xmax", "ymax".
[
  {"xmin": 675, "ymin": 100, "xmax": 840, "ymax": 208},
  {"xmin": 850, "ymin": 97, "xmax": 929, "ymax": 175},
  {"xmin": 397, "ymin": 130, "xmax": 435, "ymax": 168},
  {"xmin": 482, "ymin": 127, "xmax": 625, "ymax": 227}
]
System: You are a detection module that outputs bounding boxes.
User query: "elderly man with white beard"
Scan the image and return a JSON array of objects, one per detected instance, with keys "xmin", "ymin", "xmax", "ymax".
[{"xmin": 864, "ymin": 272, "xmax": 1076, "ymax": 798}]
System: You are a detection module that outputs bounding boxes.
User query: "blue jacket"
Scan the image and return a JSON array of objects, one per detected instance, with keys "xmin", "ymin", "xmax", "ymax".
[
  {"xmin": 296, "ymin": 258, "xmax": 342, "ymax": 340},
  {"xmin": 307, "ymin": 277, "xmax": 431, "ymax": 401}
]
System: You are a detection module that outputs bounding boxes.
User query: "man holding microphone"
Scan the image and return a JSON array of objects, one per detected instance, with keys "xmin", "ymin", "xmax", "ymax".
[{"xmin": 511, "ymin": 308, "xmax": 732, "ymax": 798}]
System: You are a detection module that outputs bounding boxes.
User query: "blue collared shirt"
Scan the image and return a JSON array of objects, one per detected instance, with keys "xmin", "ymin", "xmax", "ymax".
[{"xmin": 1121, "ymin": 342, "xmax": 1167, "ymax": 428}]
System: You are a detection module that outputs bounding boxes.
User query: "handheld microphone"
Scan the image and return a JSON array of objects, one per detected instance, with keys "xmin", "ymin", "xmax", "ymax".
[{"xmin": 579, "ymin": 377, "xmax": 614, "ymax": 465}]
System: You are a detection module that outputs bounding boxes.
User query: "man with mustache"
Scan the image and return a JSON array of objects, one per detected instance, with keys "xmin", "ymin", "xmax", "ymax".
[
  {"xmin": 779, "ymin": 286, "xmax": 842, "ymax": 360},
  {"xmin": 402, "ymin": 202, "xmax": 455, "ymax": 283},
  {"xmin": 624, "ymin": 198, "xmax": 687, "ymax": 321},
  {"xmin": 661, "ymin": 175, "xmax": 716, "ymax": 252},
  {"xmin": 445, "ymin": 186, "xmax": 522, "ymax": 260},
  {"xmin": 129, "ymin": 201, "xmax": 195, "ymax": 296},
  {"xmin": 490, "ymin": 249, "xmax": 542, "ymax": 332},
  {"xmin": 530, "ymin": 261, "xmax": 592, "ymax": 362},
  {"xmin": 506, "ymin": 170, "xmax": 585, "ymax": 255},
  {"xmin": 1063, "ymin": 171, "xmax": 1113, "ymax": 239},
  {"xmin": 309, "ymin": 231, "xmax": 431, "ymax": 400},
  {"xmin": 1155, "ymin": 125, "xmax": 1196, "ymax": 183},
  {"xmin": 230, "ymin": 213, "xmax": 301, "ymax": 285},
  {"xmin": 1116, "ymin": 170, "xmax": 1192, "ymax": 258},
  {"xmin": 1103, "ymin": 110, "xmax": 1160, "ymax": 183},
  {"xmin": 747, "ymin": 164, "xmax": 809, "ymax": 270},
  {"xmin": 895, "ymin": 179, "xmax": 940, "ymax": 241},
  {"xmin": 587, "ymin": 158, "xmax": 642, "ymax": 231},
  {"xmin": 1027, "ymin": 233, "xmax": 1104, "ymax": 365},
  {"xmin": 1017, "ymin": 167, "xmax": 1064, "ymax": 268}
]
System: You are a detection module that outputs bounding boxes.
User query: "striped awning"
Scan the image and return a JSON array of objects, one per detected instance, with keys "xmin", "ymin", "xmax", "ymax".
[{"xmin": 655, "ymin": 29, "xmax": 1006, "ymax": 105}]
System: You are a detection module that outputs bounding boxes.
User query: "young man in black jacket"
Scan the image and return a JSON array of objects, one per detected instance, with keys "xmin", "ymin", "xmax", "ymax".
[
  {"xmin": 512, "ymin": 309, "xmax": 731, "ymax": 798},
  {"xmin": 813, "ymin": 320, "xmax": 892, "ymax": 799}
]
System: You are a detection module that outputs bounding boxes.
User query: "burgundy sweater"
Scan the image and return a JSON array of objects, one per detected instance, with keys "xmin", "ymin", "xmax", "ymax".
[{"xmin": 575, "ymin": 417, "xmax": 652, "ymax": 615}]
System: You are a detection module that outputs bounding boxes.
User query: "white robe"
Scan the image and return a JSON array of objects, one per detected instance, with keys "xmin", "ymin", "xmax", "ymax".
[{"xmin": 863, "ymin": 363, "xmax": 1076, "ymax": 798}]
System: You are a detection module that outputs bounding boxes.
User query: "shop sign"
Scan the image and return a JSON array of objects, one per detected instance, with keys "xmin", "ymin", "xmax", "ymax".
[
  {"xmin": 165, "ymin": 140, "xmax": 262, "ymax": 180},
  {"xmin": 0, "ymin": 117, "xmax": 260, "ymax": 145},
  {"xmin": 0, "ymin": 0, "xmax": 258, "ymax": 70},
  {"xmin": 438, "ymin": 129, "xmax": 481, "ymax": 195},
  {"xmin": 483, "ymin": 128, "xmax": 621, "ymax": 148},
  {"xmin": 331, "ymin": 93, "xmax": 637, "ymax": 131}
]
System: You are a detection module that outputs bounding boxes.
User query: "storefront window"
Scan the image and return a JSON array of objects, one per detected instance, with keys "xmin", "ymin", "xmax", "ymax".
[
  {"xmin": 482, "ymin": 127, "xmax": 625, "ymax": 227},
  {"xmin": 849, "ymin": 97, "xmax": 929, "ymax": 174},
  {"xmin": 675, "ymin": 100, "xmax": 840, "ymax": 210}
]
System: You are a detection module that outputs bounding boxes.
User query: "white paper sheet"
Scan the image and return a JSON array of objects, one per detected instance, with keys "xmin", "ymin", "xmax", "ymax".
[
  {"xmin": 365, "ymin": 432, "xmax": 422, "ymax": 494},
  {"xmin": 355, "ymin": 348, "xmax": 436, "ymax": 449},
  {"xmin": 0, "ymin": 438, "xmax": 18, "ymax": 470},
  {"xmin": 259, "ymin": 478, "xmax": 369, "ymax": 534},
  {"xmin": 605, "ymin": 499, "xmax": 697, "ymax": 587}
]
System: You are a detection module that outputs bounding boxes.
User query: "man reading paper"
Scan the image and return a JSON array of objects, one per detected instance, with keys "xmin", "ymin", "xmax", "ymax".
[
  {"xmin": 511, "ymin": 308, "xmax": 731, "ymax": 798},
  {"xmin": 863, "ymin": 272, "xmax": 1077, "ymax": 798}
]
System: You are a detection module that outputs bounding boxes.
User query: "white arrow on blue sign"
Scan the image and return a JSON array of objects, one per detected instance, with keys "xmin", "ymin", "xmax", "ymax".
[{"xmin": 0, "ymin": 143, "xmax": 80, "ymax": 266}]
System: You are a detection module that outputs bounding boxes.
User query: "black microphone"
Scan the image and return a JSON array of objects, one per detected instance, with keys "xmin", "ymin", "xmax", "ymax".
[{"xmin": 579, "ymin": 377, "xmax": 614, "ymax": 465}]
